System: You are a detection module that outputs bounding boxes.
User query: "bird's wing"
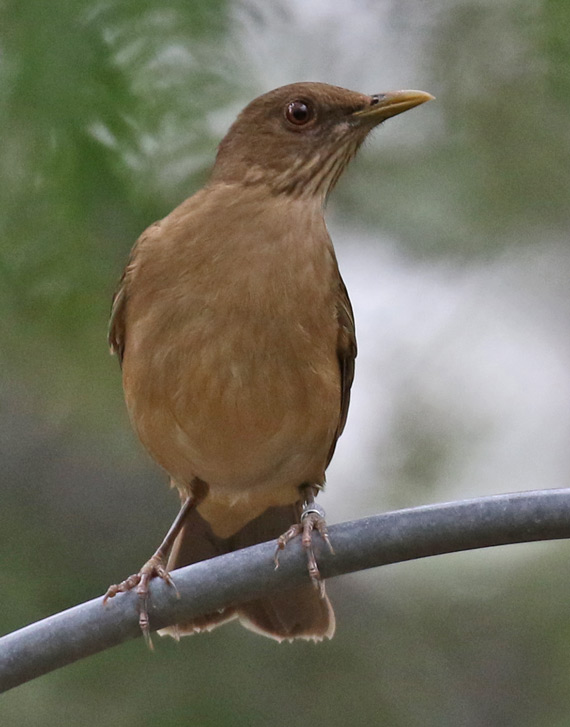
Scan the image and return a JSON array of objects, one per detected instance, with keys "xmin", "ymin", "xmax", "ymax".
[
  {"xmin": 327, "ymin": 273, "xmax": 357, "ymax": 466},
  {"xmin": 108, "ymin": 222, "xmax": 160, "ymax": 366},
  {"xmin": 108, "ymin": 268, "xmax": 128, "ymax": 365}
]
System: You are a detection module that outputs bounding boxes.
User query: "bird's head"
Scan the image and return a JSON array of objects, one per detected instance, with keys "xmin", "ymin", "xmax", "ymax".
[{"xmin": 210, "ymin": 82, "xmax": 433, "ymax": 203}]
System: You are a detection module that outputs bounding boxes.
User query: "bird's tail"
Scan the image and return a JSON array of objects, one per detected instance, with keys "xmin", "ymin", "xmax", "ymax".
[{"xmin": 158, "ymin": 504, "xmax": 335, "ymax": 642}]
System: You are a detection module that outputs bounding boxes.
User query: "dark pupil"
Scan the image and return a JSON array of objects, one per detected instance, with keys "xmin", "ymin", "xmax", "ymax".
[{"xmin": 289, "ymin": 101, "xmax": 309, "ymax": 122}]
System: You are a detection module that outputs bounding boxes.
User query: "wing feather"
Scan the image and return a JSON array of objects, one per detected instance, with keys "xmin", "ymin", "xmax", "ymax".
[
  {"xmin": 108, "ymin": 222, "xmax": 160, "ymax": 366},
  {"xmin": 326, "ymin": 273, "xmax": 357, "ymax": 466}
]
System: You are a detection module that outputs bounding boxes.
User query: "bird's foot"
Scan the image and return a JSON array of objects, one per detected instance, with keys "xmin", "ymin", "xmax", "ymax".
[
  {"xmin": 103, "ymin": 553, "xmax": 178, "ymax": 649},
  {"xmin": 274, "ymin": 501, "xmax": 334, "ymax": 597}
]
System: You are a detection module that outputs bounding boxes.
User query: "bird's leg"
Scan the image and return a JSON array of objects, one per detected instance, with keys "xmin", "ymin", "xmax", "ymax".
[
  {"xmin": 274, "ymin": 484, "xmax": 334, "ymax": 596},
  {"xmin": 103, "ymin": 480, "xmax": 207, "ymax": 647}
]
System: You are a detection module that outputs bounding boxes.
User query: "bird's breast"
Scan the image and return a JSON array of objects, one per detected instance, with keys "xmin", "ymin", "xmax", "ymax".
[{"xmin": 122, "ymin": 189, "xmax": 342, "ymax": 517}]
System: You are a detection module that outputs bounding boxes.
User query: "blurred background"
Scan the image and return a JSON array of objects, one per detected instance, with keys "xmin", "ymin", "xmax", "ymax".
[{"xmin": 1, "ymin": 0, "xmax": 570, "ymax": 724}]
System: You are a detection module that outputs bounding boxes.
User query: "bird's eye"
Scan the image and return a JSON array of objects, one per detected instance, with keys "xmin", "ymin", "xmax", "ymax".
[{"xmin": 285, "ymin": 100, "xmax": 313, "ymax": 126}]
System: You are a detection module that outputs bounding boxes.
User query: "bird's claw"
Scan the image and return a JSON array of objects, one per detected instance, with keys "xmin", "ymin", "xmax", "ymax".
[
  {"xmin": 103, "ymin": 554, "xmax": 178, "ymax": 648},
  {"xmin": 274, "ymin": 501, "xmax": 333, "ymax": 597}
]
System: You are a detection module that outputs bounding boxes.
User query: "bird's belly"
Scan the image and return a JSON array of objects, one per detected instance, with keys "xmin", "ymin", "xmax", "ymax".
[{"xmin": 123, "ymin": 312, "xmax": 340, "ymax": 522}]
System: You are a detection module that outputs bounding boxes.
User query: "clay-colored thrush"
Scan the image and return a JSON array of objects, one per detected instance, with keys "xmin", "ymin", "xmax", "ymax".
[{"xmin": 105, "ymin": 82, "xmax": 433, "ymax": 642}]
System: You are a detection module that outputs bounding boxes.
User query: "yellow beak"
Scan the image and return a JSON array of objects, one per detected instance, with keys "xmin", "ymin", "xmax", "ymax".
[{"xmin": 353, "ymin": 90, "xmax": 434, "ymax": 122}]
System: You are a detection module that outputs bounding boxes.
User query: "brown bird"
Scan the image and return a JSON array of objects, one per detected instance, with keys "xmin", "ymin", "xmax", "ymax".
[{"xmin": 104, "ymin": 82, "xmax": 433, "ymax": 642}]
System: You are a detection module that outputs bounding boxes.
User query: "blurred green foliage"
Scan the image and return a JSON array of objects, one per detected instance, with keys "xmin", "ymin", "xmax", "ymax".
[{"xmin": 0, "ymin": 0, "xmax": 230, "ymax": 428}]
